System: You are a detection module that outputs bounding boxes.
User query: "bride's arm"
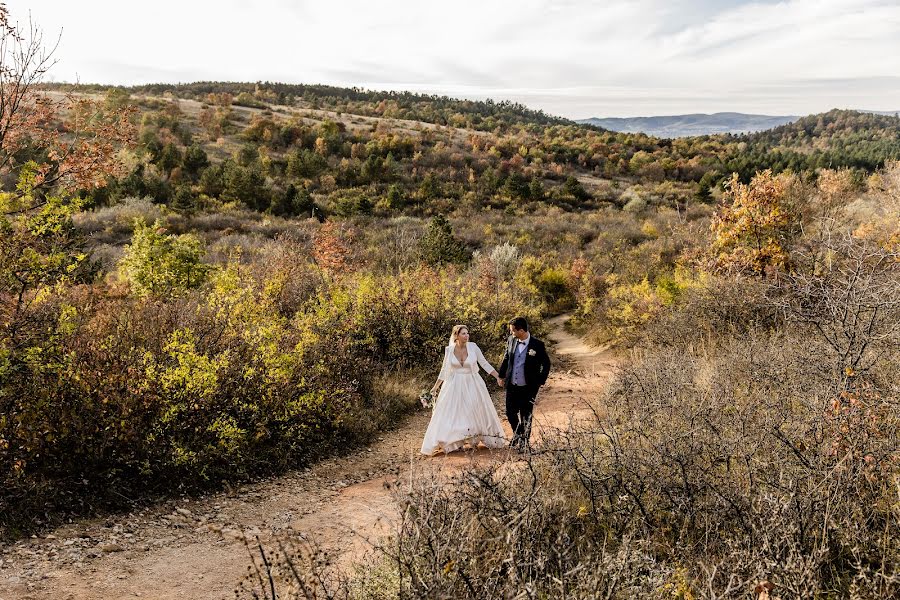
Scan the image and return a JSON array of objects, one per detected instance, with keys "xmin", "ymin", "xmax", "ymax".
[
  {"xmin": 474, "ymin": 343, "xmax": 502, "ymax": 384},
  {"xmin": 431, "ymin": 347, "xmax": 450, "ymax": 394}
]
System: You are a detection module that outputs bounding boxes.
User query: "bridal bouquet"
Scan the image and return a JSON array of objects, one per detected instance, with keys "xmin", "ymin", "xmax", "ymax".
[{"xmin": 419, "ymin": 389, "xmax": 435, "ymax": 409}]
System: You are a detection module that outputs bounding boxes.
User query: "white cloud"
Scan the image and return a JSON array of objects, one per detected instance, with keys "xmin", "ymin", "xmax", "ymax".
[{"xmin": 8, "ymin": 0, "xmax": 900, "ymax": 117}]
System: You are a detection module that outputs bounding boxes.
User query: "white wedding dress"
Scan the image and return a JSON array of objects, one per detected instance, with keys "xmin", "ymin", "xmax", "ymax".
[{"xmin": 420, "ymin": 342, "xmax": 507, "ymax": 455}]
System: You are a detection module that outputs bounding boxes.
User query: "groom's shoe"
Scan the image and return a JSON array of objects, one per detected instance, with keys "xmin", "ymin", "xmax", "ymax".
[{"xmin": 509, "ymin": 435, "xmax": 521, "ymax": 451}]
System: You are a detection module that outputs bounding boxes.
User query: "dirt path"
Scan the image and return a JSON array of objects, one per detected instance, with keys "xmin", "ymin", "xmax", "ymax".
[{"xmin": 0, "ymin": 316, "xmax": 615, "ymax": 599}]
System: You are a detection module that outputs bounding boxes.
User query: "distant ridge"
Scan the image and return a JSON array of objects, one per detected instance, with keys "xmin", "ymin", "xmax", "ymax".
[
  {"xmin": 577, "ymin": 112, "xmax": 800, "ymax": 137},
  {"xmin": 578, "ymin": 109, "xmax": 900, "ymax": 138}
]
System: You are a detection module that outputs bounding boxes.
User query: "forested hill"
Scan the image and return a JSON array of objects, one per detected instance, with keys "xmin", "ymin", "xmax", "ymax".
[
  {"xmin": 40, "ymin": 81, "xmax": 574, "ymax": 132},
  {"xmin": 39, "ymin": 83, "xmax": 900, "ymax": 216},
  {"xmin": 716, "ymin": 109, "xmax": 900, "ymax": 179},
  {"xmin": 748, "ymin": 108, "xmax": 900, "ymax": 144}
]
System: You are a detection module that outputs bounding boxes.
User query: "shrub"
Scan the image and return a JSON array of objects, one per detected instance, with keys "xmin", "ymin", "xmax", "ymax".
[
  {"xmin": 0, "ymin": 250, "xmax": 541, "ymax": 536},
  {"xmin": 516, "ymin": 256, "xmax": 574, "ymax": 311},
  {"xmin": 118, "ymin": 218, "xmax": 211, "ymax": 298}
]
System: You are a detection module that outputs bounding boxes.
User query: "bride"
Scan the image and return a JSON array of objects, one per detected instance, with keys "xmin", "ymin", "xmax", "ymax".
[{"xmin": 420, "ymin": 325, "xmax": 508, "ymax": 455}]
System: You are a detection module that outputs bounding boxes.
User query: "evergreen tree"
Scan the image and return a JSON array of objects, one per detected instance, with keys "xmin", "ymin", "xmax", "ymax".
[
  {"xmin": 182, "ymin": 144, "xmax": 210, "ymax": 179},
  {"xmin": 563, "ymin": 176, "xmax": 590, "ymax": 201},
  {"xmin": 386, "ymin": 184, "xmax": 405, "ymax": 210},
  {"xmin": 528, "ymin": 176, "xmax": 545, "ymax": 201},
  {"xmin": 199, "ymin": 163, "xmax": 225, "ymax": 197},
  {"xmin": 502, "ymin": 172, "xmax": 530, "ymax": 200},
  {"xmin": 222, "ymin": 161, "xmax": 269, "ymax": 211},
  {"xmin": 270, "ymin": 184, "xmax": 315, "ymax": 217},
  {"xmin": 419, "ymin": 173, "xmax": 440, "ymax": 200},
  {"xmin": 695, "ymin": 170, "xmax": 720, "ymax": 202},
  {"xmin": 171, "ymin": 185, "xmax": 196, "ymax": 213},
  {"xmin": 418, "ymin": 215, "xmax": 469, "ymax": 266},
  {"xmin": 156, "ymin": 143, "xmax": 182, "ymax": 177},
  {"xmin": 286, "ymin": 148, "xmax": 327, "ymax": 178},
  {"xmin": 361, "ymin": 154, "xmax": 383, "ymax": 183}
]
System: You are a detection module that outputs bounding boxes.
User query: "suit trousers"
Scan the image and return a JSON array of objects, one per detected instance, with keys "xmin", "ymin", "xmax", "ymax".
[{"xmin": 505, "ymin": 383, "xmax": 538, "ymax": 442}]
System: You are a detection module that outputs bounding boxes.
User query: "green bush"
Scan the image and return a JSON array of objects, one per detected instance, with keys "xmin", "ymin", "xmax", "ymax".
[
  {"xmin": 516, "ymin": 256, "xmax": 574, "ymax": 311},
  {"xmin": 118, "ymin": 218, "xmax": 210, "ymax": 298}
]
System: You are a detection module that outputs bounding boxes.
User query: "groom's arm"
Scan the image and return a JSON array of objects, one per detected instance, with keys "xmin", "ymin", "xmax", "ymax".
[
  {"xmin": 538, "ymin": 341, "xmax": 551, "ymax": 386},
  {"xmin": 497, "ymin": 338, "xmax": 511, "ymax": 379}
]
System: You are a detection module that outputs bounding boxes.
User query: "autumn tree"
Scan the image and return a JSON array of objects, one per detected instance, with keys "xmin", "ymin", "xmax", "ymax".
[
  {"xmin": 0, "ymin": 10, "xmax": 134, "ymax": 211},
  {"xmin": 0, "ymin": 4, "xmax": 134, "ymax": 418},
  {"xmin": 709, "ymin": 170, "xmax": 802, "ymax": 275},
  {"xmin": 0, "ymin": 5, "xmax": 134, "ymax": 298},
  {"xmin": 811, "ymin": 167, "xmax": 858, "ymax": 224}
]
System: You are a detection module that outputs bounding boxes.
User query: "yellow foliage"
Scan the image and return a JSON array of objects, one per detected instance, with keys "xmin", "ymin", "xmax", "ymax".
[
  {"xmin": 710, "ymin": 170, "xmax": 799, "ymax": 275},
  {"xmin": 641, "ymin": 219, "xmax": 660, "ymax": 238},
  {"xmin": 603, "ymin": 268, "xmax": 700, "ymax": 341},
  {"xmin": 658, "ymin": 567, "xmax": 696, "ymax": 600}
]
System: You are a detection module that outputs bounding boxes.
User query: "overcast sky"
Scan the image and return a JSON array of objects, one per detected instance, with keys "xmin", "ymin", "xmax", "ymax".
[{"xmin": 10, "ymin": 0, "xmax": 900, "ymax": 119}]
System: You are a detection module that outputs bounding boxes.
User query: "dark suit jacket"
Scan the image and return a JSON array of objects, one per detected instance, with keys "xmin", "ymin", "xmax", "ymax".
[{"xmin": 498, "ymin": 335, "xmax": 551, "ymax": 387}]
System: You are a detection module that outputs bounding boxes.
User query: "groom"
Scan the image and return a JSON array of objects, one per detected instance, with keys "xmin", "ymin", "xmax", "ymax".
[{"xmin": 497, "ymin": 317, "xmax": 551, "ymax": 452}]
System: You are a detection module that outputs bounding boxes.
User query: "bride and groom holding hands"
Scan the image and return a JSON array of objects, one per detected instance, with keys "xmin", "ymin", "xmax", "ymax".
[{"xmin": 420, "ymin": 317, "xmax": 551, "ymax": 455}]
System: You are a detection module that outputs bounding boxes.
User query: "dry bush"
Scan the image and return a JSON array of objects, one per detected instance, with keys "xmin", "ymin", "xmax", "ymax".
[
  {"xmin": 640, "ymin": 275, "xmax": 779, "ymax": 348},
  {"xmin": 772, "ymin": 232, "xmax": 900, "ymax": 387},
  {"xmin": 237, "ymin": 534, "xmax": 352, "ymax": 600},
  {"xmin": 597, "ymin": 334, "xmax": 897, "ymax": 598},
  {"xmin": 317, "ymin": 333, "xmax": 895, "ymax": 599},
  {"xmin": 0, "ymin": 252, "xmax": 538, "ymax": 537},
  {"xmin": 73, "ymin": 196, "xmax": 167, "ymax": 242}
]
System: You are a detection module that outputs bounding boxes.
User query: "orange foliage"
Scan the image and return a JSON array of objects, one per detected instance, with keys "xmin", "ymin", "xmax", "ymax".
[
  {"xmin": 0, "ymin": 6, "xmax": 135, "ymax": 201},
  {"xmin": 709, "ymin": 170, "xmax": 799, "ymax": 275},
  {"xmin": 312, "ymin": 222, "xmax": 353, "ymax": 276}
]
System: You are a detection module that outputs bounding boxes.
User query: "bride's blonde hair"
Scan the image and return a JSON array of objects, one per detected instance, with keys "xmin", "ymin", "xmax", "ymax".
[{"xmin": 449, "ymin": 324, "xmax": 469, "ymax": 346}]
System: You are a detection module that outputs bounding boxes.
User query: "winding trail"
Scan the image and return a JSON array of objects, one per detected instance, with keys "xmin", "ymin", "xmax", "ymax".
[{"xmin": 0, "ymin": 315, "xmax": 615, "ymax": 599}]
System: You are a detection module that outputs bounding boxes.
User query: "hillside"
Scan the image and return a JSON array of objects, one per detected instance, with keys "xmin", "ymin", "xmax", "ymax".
[
  {"xmin": 34, "ymin": 84, "xmax": 900, "ymax": 222},
  {"xmin": 719, "ymin": 109, "xmax": 900, "ymax": 179},
  {"xmin": 41, "ymin": 81, "xmax": 574, "ymax": 133}
]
